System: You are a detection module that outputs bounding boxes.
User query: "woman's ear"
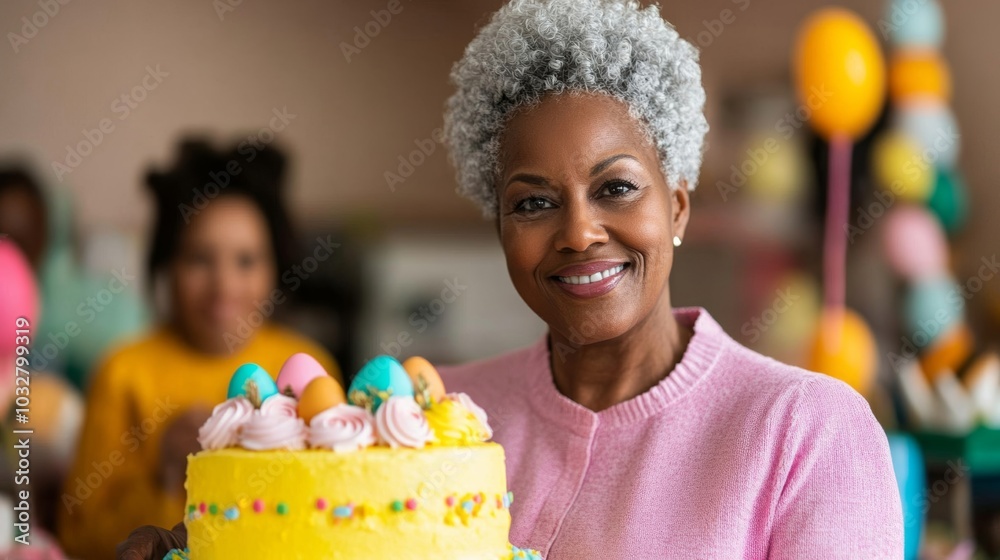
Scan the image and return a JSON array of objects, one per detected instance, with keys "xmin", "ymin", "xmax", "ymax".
[{"xmin": 671, "ymin": 183, "xmax": 691, "ymax": 243}]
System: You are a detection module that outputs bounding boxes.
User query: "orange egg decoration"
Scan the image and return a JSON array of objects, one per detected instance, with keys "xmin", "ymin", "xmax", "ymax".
[
  {"xmin": 402, "ymin": 356, "xmax": 446, "ymax": 408},
  {"xmin": 297, "ymin": 376, "xmax": 347, "ymax": 424}
]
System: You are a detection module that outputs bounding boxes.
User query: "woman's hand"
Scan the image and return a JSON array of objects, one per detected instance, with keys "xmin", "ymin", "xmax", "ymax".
[
  {"xmin": 116, "ymin": 521, "xmax": 187, "ymax": 560},
  {"xmin": 156, "ymin": 407, "xmax": 211, "ymax": 495}
]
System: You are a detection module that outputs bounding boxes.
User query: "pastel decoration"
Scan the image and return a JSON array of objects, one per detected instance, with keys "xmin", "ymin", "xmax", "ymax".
[
  {"xmin": 298, "ymin": 376, "xmax": 347, "ymax": 424},
  {"xmin": 424, "ymin": 399, "xmax": 490, "ymax": 446},
  {"xmin": 903, "ymin": 276, "xmax": 964, "ymax": 348},
  {"xmin": 402, "ymin": 356, "xmax": 446, "ymax": 408},
  {"xmin": 744, "ymin": 136, "xmax": 808, "ymax": 203},
  {"xmin": 895, "ymin": 103, "xmax": 960, "ymax": 169},
  {"xmin": 349, "ymin": 355, "xmax": 414, "ymax": 411},
  {"xmin": 889, "ymin": 50, "xmax": 951, "ymax": 103},
  {"xmin": 276, "ymin": 353, "xmax": 329, "ymax": 398},
  {"xmin": 807, "ymin": 308, "xmax": 877, "ymax": 395},
  {"xmin": 872, "ymin": 132, "xmax": 933, "ymax": 202},
  {"xmin": 0, "ymin": 239, "xmax": 38, "ymax": 357},
  {"xmin": 227, "ymin": 363, "xmax": 279, "ymax": 404},
  {"xmin": 374, "ymin": 396, "xmax": 433, "ymax": 449},
  {"xmin": 197, "ymin": 397, "xmax": 255, "ymax": 450},
  {"xmin": 886, "ymin": 0, "xmax": 944, "ymax": 48},
  {"xmin": 793, "ymin": 8, "xmax": 886, "ymax": 140},
  {"xmin": 307, "ymin": 404, "xmax": 376, "ymax": 452},
  {"xmin": 927, "ymin": 168, "xmax": 968, "ymax": 235},
  {"xmin": 919, "ymin": 323, "xmax": 973, "ymax": 382},
  {"xmin": 886, "ymin": 432, "xmax": 925, "ymax": 560},
  {"xmin": 881, "ymin": 206, "xmax": 948, "ymax": 280}
]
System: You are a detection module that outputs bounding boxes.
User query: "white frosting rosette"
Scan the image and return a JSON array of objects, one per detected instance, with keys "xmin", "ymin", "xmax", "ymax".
[
  {"xmin": 308, "ymin": 404, "xmax": 376, "ymax": 452},
  {"xmin": 374, "ymin": 396, "xmax": 434, "ymax": 448}
]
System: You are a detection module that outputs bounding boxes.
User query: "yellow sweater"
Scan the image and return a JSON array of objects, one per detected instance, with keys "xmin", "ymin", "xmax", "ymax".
[{"xmin": 57, "ymin": 324, "xmax": 340, "ymax": 560}]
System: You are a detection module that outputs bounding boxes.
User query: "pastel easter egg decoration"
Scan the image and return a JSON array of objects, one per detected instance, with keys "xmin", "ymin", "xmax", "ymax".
[
  {"xmin": 903, "ymin": 276, "xmax": 965, "ymax": 349},
  {"xmin": 402, "ymin": 356, "xmax": 446, "ymax": 408},
  {"xmin": 886, "ymin": 0, "xmax": 944, "ymax": 49},
  {"xmin": 807, "ymin": 307, "xmax": 877, "ymax": 396},
  {"xmin": 227, "ymin": 363, "xmax": 279, "ymax": 406},
  {"xmin": 348, "ymin": 355, "xmax": 414, "ymax": 412},
  {"xmin": 793, "ymin": 8, "xmax": 886, "ymax": 140},
  {"xmin": 889, "ymin": 50, "xmax": 951, "ymax": 103},
  {"xmin": 298, "ymin": 375, "xmax": 347, "ymax": 424},
  {"xmin": 895, "ymin": 103, "xmax": 960, "ymax": 169},
  {"xmin": 873, "ymin": 132, "xmax": 933, "ymax": 202},
  {"xmin": 276, "ymin": 353, "xmax": 329, "ymax": 398},
  {"xmin": 919, "ymin": 323, "xmax": 973, "ymax": 383},
  {"xmin": 881, "ymin": 206, "xmax": 949, "ymax": 281},
  {"xmin": 927, "ymin": 168, "xmax": 969, "ymax": 236}
]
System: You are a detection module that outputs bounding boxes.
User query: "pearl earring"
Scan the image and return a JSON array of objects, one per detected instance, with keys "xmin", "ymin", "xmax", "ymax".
[{"xmin": 673, "ymin": 236, "xmax": 682, "ymax": 247}]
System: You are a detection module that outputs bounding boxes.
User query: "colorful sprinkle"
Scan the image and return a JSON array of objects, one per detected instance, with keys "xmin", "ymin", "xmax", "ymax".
[
  {"xmin": 316, "ymin": 498, "xmax": 328, "ymax": 511},
  {"xmin": 277, "ymin": 502, "xmax": 289, "ymax": 515},
  {"xmin": 187, "ymin": 504, "xmax": 195, "ymax": 514},
  {"xmin": 497, "ymin": 497, "xmax": 503, "ymax": 509},
  {"xmin": 224, "ymin": 507, "xmax": 239, "ymax": 520},
  {"xmin": 333, "ymin": 505, "xmax": 353, "ymax": 519},
  {"xmin": 198, "ymin": 502, "xmax": 206, "ymax": 514},
  {"xmin": 391, "ymin": 500, "xmax": 404, "ymax": 512},
  {"xmin": 445, "ymin": 496, "xmax": 455, "ymax": 507},
  {"xmin": 253, "ymin": 499, "xmax": 265, "ymax": 513},
  {"xmin": 208, "ymin": 503, "xmax": 219, "ymax": 515},
  {"xmin": 405, "ymin": 498, "xmax": 418, "ymax": 511},
  {"xmin": 473, "ymin": 493, "xmax": 483, "ymax": 504},
  {"xmin": 461, "ymin": 500, "xmax": 474, "ymax": 513}
]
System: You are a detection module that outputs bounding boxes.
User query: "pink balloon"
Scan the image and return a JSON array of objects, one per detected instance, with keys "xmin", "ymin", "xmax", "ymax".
[
  {"xmin": 0, "ymin": 239, "xmax": 39, "ymax": 356},
  {"xmin": 881, "ymin": 205, "xmax": 948, "ymax": 280}
]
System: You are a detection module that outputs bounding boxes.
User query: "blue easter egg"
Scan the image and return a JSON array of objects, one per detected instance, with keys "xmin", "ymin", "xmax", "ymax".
[
  {"xmin": 887, "ymin": 0, "xmax": 944, "ymax": 49},
  {"xmin": 227, "ymin": 363, "xmax": 279, "ymax": 402},
  {"xmin": 903, "ymin": 276, "xmax": 964, "ymax": 348},
  {"xmin": 887, "ymin": 432, "xmax": 925, "ymax": 560},
  {"xmin": 348, "ymin": 355, "xmax": 414, "ymax": 410}
]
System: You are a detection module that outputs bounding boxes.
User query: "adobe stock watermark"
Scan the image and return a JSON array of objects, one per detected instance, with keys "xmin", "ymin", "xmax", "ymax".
[
  {"xmin": 223, "ymin": 235, "xmax": 341, "ymax": 351},
  {"xmin": 385, "ymin": 127, "xmax": 444, "ymax": 192},
  {"xmin": 378, "ymin": 277, "xmax": 468, "ymax": 358},
  {"xmin": 740, "ymin": 287, "xmax": 799, "ymax": 344},
  {"xmin": 7, "ymin": 0, "xmax": 73, "ymax": 54},
  {"xmin": 61, "ymin": 396, "xmax": 180, "ymax": 513},
  {"xmin": 903, "ymin": 459, "xmax": 969, "ymax": 527},
  {"xmin": 687, "ymin": 0, "xmax": 750, "ymax": 49},
  {"xmin": 846, "ymin": 125, "xmax": 959, "ymax": 244},
  {"xmin": 717, "ymin": 84, "xmax": 833, "ymax": 201},
  {"xmin": 340, "ymin": 0, "xmax": 407, "ymax": 63},
  {"xmin": 212, "ymin": 0, "xmax": 245, "ymax": 21},
  {"xmin": 51, "ymin": 65, "xmax": 169, "ymax": 181},
  {"xmin": 177, "ymin": 106, "xmax": 297, "ymax": 224}
]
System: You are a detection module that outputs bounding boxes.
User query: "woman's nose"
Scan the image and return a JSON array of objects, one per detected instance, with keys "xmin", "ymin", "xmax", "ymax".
[{"xmin": 554, "ymin": 199, "xmax": 608, "ymax": 253}]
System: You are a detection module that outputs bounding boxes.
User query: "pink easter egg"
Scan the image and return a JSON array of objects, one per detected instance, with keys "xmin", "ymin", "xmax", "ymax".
[
  {"xmin": 0, "ymin": 239, "xmax": 39, "ymax": 356},
  {"xmin": 276, "ymin": 353, "xmax": 329, "ymax": 398},
  {"xmin": 881, "ymin": 205, "xmax": 948, "ymax": 280}
]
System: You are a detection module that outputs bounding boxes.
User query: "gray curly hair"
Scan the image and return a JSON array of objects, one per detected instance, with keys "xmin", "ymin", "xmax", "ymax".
[{"xmin": 443, "ymin": 0, "xmax": 709, "ymax": 217}]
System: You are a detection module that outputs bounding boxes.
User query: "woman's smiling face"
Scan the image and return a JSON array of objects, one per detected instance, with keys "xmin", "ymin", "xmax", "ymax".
[{"xmin": 497, "ymin": 93, "xmax": 690, "ymax": 344}]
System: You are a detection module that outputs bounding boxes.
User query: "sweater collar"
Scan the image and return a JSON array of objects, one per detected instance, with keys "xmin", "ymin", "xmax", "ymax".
[{"xmin": 524, "ymin": 307, "xmax": 727, "ymax": 433}]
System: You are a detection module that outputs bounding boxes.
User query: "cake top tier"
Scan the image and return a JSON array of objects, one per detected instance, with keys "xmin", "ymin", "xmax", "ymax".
[{"xmin": 197, "ymin": 354, "xmax": 493, "ymax": 453}]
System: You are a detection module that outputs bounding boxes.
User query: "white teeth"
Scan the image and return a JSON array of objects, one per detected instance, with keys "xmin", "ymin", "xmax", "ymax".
[{"xmin": 558, "ymin": 264, "xmax": 625, "ymax": 285}]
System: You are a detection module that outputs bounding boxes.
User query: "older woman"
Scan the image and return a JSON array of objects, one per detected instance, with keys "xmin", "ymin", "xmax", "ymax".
[{"xmin": 119, "ymin": 0, "xmax": 903, "ymax": 558}]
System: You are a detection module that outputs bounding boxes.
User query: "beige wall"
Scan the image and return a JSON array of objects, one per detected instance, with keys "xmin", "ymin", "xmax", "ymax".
[{"xmin": 1, "ymin": 0, "xmax": 996, "ymax": 274}]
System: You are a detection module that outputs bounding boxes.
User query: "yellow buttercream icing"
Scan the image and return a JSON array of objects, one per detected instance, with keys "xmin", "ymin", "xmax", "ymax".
[{"xmin": 425, "ymin": 399, "xmax": 490, "ymax": 446}]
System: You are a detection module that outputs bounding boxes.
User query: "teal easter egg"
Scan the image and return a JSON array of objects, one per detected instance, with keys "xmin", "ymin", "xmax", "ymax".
[
  {"xmin": 903, "ymin": 276, "xmax": 964, "ymax": 348},
  {"xmin": 887, "ymin": 0, "xmax": 944, "ymax": 49},
  {"xmin": 227, "ymin": 363, "xmax": 279, "ymax": 402},
  {"xmin": 348, "ymin": 355, "xmax": 414, "ymax": 410},
  {"xmin": 928, "ymin": 168, "xmax": 969, "ymax": 236}
]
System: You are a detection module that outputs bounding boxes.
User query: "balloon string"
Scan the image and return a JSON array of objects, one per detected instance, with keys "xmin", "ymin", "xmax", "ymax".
[{"xmin": 823, "ymin": 135, "xmax": 851, "ymax": 346}]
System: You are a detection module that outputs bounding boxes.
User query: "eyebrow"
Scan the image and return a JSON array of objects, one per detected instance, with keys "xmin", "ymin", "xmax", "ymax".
[{"xmin": 503, "ymin": 153, "xmax": 639, "ymax": 189}]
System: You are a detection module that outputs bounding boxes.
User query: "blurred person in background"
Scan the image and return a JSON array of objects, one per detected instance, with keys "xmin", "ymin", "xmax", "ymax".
[{"xmin": 58, "ymin": 139, "xmax": 341, "ymax": 559}]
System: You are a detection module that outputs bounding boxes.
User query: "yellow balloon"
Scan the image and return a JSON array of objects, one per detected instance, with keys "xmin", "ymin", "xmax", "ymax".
[
  {"xmin": 745, "ymin": 137, "xmax": 808, "ymax": 202},
  {"xmin": 873, "ymin": 132, "xmax": 933, "ymax": 202},
  {"xmin": 890, "ymin": 49, "xmax": 951, "ymax": 103},
  {"xmin": 794, "ymin": 8, "xmax": 886, "ymax": 140},
  {"xmin": 807, "ymin": 308, "xmax": 877, "ymax": 395}
]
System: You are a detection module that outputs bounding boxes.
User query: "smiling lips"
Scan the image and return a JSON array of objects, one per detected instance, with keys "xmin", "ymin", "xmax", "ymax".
[{"xmin": 552, "ymin": 260, "xmax": 629, "ymax": 298}]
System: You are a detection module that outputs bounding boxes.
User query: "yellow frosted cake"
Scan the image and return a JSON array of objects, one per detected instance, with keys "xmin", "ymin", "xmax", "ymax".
[{"xmin": 173, "ymin": 354, "xmax": 540, "ymax": 560}]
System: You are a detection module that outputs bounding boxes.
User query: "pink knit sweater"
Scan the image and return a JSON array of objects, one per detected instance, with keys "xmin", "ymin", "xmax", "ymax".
[{"xmin": 441, "ymin": 307, "xmax": 903, "ymax": 559}]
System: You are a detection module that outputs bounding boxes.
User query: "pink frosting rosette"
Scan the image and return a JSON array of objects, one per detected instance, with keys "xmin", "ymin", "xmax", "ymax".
[
  {"xmin": 446, "ymin": 392, "xmax": 493, "ymax": 439},
  {"xmin": 374, "ymin": 396, "xmax": 434, "ymax": 449},
  {"xmin": 308, "ymin": 404, "xmax": 376, "ymax": 452},
  {"xmin": 240, "ymin": 394, "xmax": 307, "ymax": 450},
  {"xmin": 197, "ymin": 397, "xmax": 254, "ymax": 450}
]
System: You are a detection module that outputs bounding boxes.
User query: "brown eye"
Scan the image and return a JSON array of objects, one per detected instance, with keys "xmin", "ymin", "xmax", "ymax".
[
  {"xmin": 599, "ymin": 180, "xmax": 639, "ymax": 197},
  {"xmin": 515, "ymin": 196, "xmax": 556, "ymax": 213}
]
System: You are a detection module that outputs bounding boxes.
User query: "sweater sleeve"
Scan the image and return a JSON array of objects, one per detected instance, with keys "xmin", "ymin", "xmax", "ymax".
[
  {"xmin": 767, "ymin": 377, "xmax": 904, "ymax": 560},
  {"xmin": 57, "ymin": 354, "xmax": 172, "ymax": 559}
]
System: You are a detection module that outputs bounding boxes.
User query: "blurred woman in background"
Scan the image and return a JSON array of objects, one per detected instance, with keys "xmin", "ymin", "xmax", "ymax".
[{"xmin": 58, "ymin": 139, "xmax": 341, "ymax": 559}]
